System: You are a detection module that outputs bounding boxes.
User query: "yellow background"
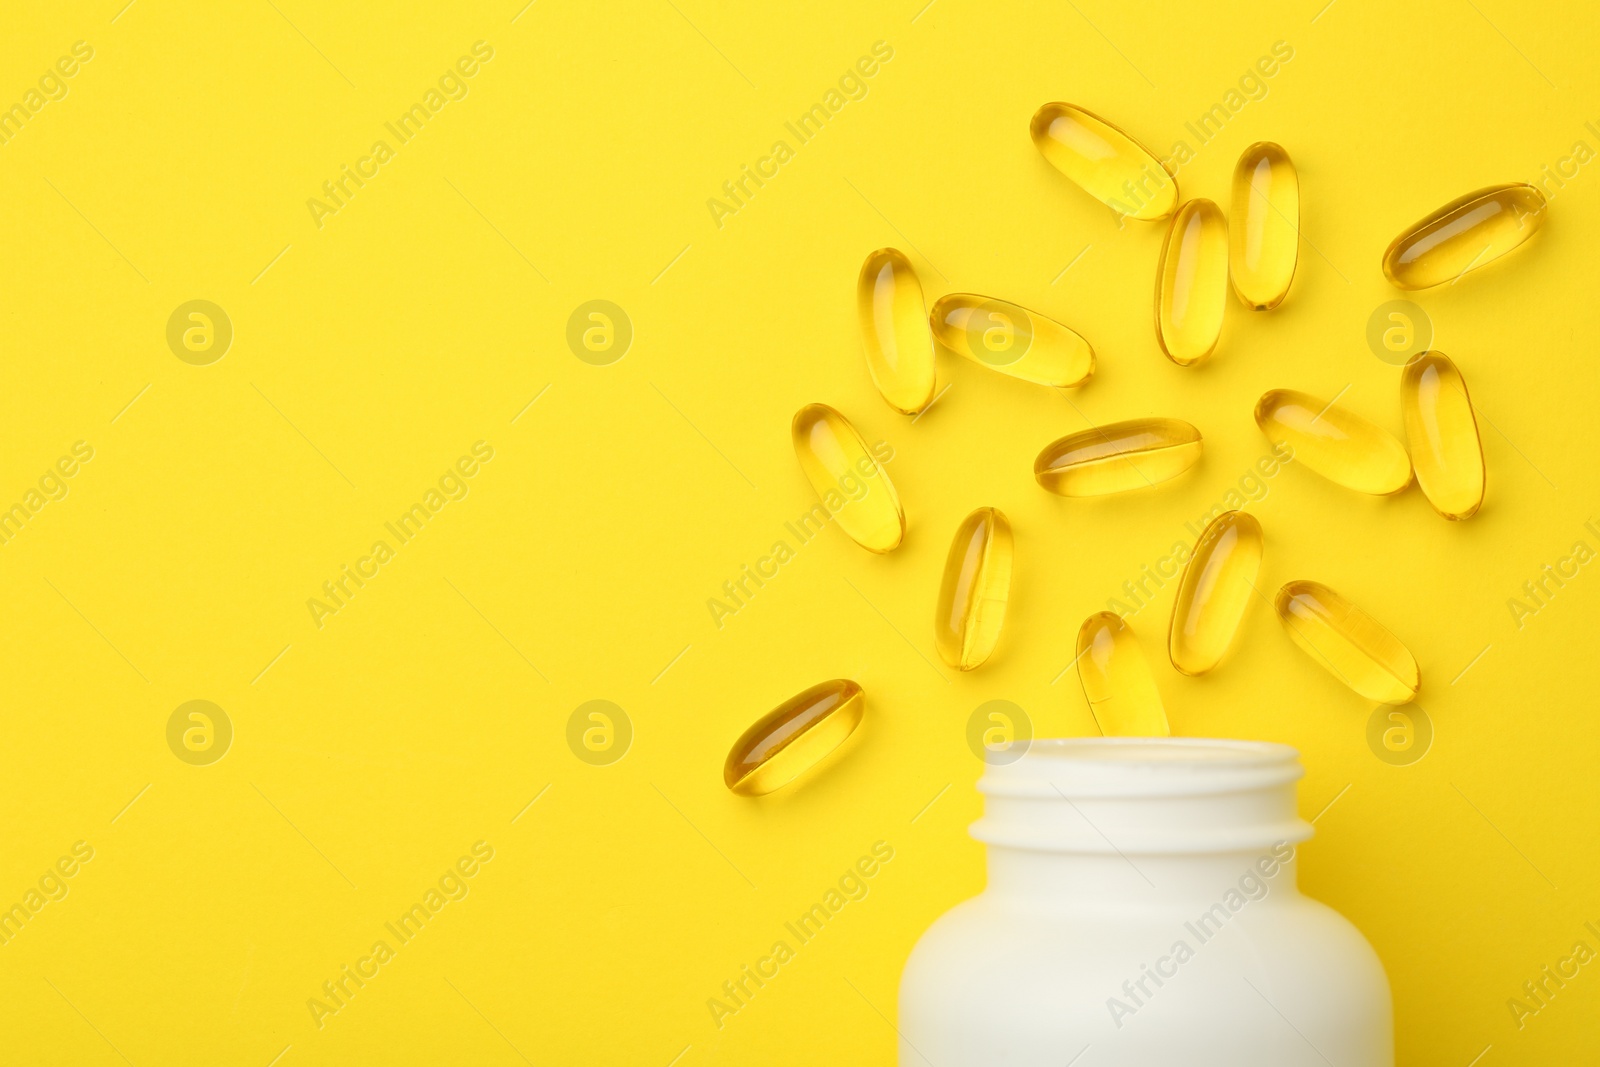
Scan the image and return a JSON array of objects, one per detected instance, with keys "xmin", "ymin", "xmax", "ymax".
[{"xmin": 1, "ymin": 0, "xmax": 1596, "ymax": 1063}]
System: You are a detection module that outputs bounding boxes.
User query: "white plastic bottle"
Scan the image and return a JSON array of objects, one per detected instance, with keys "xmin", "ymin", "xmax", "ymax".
[{"xmin": 899, "ymin": 738, "xmax": 1392, "ymax": 1065}]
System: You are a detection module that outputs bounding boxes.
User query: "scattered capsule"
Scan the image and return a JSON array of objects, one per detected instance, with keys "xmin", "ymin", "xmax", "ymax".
[
  {"xmin": 1382, "ymin": 183, "xmax": 1546, "ymax": 290},
  {"xmin": 1229, "ymin": 142, "xmax": 1299, "ymax": 310},
  {"xmin": 791, "ymin": 404, "xmax": 904, "ymax": 552},
  {"xmin": 724, "ymin": 680, "xmax": 865, "ymax": 796},
  {"xmin": 1168, "ymin": 511, "xmax": 1263, "ymax": 676},
  {"xmin": 1254, "ymin": 389, "xmax": 1411, "ymax": 495},
  {"xmin": 1077, "ymin": 612, "xmax": 1169, "ymax": 737},
  {"xmin": 1029, "ymin": 102, "xmax": 1177, "ymax": 222},
  {"xmin": 858, "ymin": 248, "xmax": 936, "ymax": 414},
  {"xmin": 929, "ymin": 294, "xmax": 1094, "ymax": 388},
  {"xmin": 1401, "ymin": 352, "xmax": 1485, "ymax": 521},
  {"xmin": 1275, "ymin": 581, "xmax": 1418, "ymax": 704},
  {"xmin": 1034, "ymin": 418, "xmax": 1202, "ymax": 497},
  {"xmin": 1155, "ymin": 199, "xmax": 1228, "ymax": 366},
  {"xmin": 935, "ymin": 507, "xmax": 1014, "ymax": 671}
]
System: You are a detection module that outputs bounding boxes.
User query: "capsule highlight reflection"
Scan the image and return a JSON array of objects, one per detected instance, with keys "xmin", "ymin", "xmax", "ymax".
[
  {"xmin": 1275, "ymin": 581, "xmax": 1419, "ymax": 704},
  {"xmin": 1169, "ymin": 511, "xmax": 1263, "ymax": 675},
  {"xmin": 1077, "ymin": 612, "xmax": 1169, "ymax": 736},
  {"xmin": 1401, "ymin": 352, "xmax": 1485, "ymax": 520},
  {"xmin": 1030, "ymin": 103, "xmax": 1177, "ymax": 221},
  {"xmin": 1382, "ymin": 184, "xmax": 1546, "ymax": 290},
  {"xmin": 724, "ymin": 680, "xmax": 864, "ymax": 796},
  {"xmin": 1156, "ymin": 199, "xmax": 1228, "ymax": 365},
  {"xmin": 1230, "ymin": 142, "xmax": 1299, "ymax": 310},
  {"xmin": 858, "ymin": 248, "xmax": 936, "ymax": 414},
  {"xmin": 935, "ymin": 507, "xmax": 1013, "ymax": 671},
  {"xmin": 930, "ymin": 294, "xmax": 1094, "ymax": 388},
  {"xmin": 791, "ymin": 404, "xmax": 904, "ymax": 552},
  {"xmin": 1254, "ymin": 389, "xmax": 1411, "ymax": 495},
  {"xmin": 1034, "ymin": 418, "xmax": 1202, "ymax": 497}
]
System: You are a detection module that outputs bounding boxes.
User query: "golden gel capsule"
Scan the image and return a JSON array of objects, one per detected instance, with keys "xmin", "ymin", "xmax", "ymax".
[
  {"xmin": 1155, "ymin": 199, "xmax": 1228, "ymax": 366},
  {"xmin": 1168, "ymin": 511, "xmax": 1263, "ymax": 676},
  {"xmin": 1401, "ymin": 352, "xmax": 1485, "ymax": 521},
  {"xmin": 1254, "ymin": 389, "xmax": 1411, "ymax": 495},
  {"xmin": 858, "ymin": 248, "xmax": 936, "ymax": 414},
  {"xmin": 1229, "ymin": 142, "xmax": 1299, "ymax": 310},
  {"xmin": 1029, "ymin": 103, "xmax": 1177, "ymax": 222},
  {"xmin": 1382, "ymin": 183, "xmax": 1546, "ymax": 290},
  {"xmin": 791, "ymin": 403, "xmax": 905, "ymax": 553},
  {"xmin": 1077, "ymin": 612, "xmax": 1169, "ymax": 737},
  {"xmin": 725, "ymin": 680, "xmax": 864, "ymax": 796},
  {"xmin": 1275, "ymin": 581, "xmax": 1419, "ymax": 704},
  {"xmin": 1034, "ymin": 418, "xmax": 1202, "ymax": 497},
  {"xmin": 935, "ymin": 507, "xmax": 1014, "ymax": 671},
  {"xmin": 929, "ymin": 294, "xmax": 1094, "ymax": 388}
]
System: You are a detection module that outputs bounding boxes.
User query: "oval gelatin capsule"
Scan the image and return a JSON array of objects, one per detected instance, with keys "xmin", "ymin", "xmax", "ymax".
[
  {"xmin": 1034, "ymin": 418, "xmax": 1202, "ymax": 497},
  {"xmin": 1382, "ymin": 183, "xmax": 1546, "ymax": 290},
  {"xmin": 1077, "ymin": 612, "xmax": 1169, "ymax": 737},
  {"xmin": 1401, "ymin": 352, "xmax": 1485, "ymax": 520},
  {"xmin": 1168, "ymin": 511, "xmax": 1264, "ymax": 676},
  {"xmin": 724, "ymin": 679, "xmax": 865, "ymax": 796},
  {"xmin": 791, "ymin": 403, "xmax": 905, "ymax": 552},
  {"xmin": 929, "ymin": 294, "xmax": 1094, "ymax": 388},
  {"xmin": 1155, "ymin": 199, "xmax": 1228, "ymax": 366},
  {"xmin": 1029, "ymin": 103, "xmax": 1177, "ymax": 222},
  {"xmin": 934, "ymin": 507, "xmax": 1014, "ymax": 671},
  {"xmin": 1275, "ymin": 581, "xmax": 1418, "ymax": 704},
  {"xmin": 1254, "ymin": 389, "xmax": 1411, "ymax": 495},
  {"xmin": 1229, "ymin": 142, "xmax": 1299, "ymax": 310},
  {"xmin": 858, "ymin": 248, "xmax": 936, "ymax": 414}
]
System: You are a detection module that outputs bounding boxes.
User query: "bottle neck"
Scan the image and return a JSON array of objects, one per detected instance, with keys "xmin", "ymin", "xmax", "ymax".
[{"xmin": 984, "ymin": 843, "xmax": 1301, "ymax": 905}]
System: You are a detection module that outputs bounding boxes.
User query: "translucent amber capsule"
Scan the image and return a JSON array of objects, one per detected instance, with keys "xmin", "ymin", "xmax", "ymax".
[
  {"xmin": 929, "ymin": 294, "xmax": 1094, "ymax": 388},
  {"xmin": 1155, "ymin": 199, "xmax": 1228, "ymax": 366},
  {"xmin": 1382, "ymin": 184, "xmax": 1546, "ymax": 290},
  {"xmin": 1275, "ymin": 581, "xmax": 1418, "ymax": 704},
  {"xmin": 724, "ymin": 680, "xmax": 864, "ymax": 796},
  {"xmin": 1077, "ymin": 613, "xmax": 1169, "ymax": 736},
  {"xmin": 791, "ymin": 404, "xmax": 904, "ymax": 552},
  {"xmin": 1254, "ymin": 389, "xmax": 1411, "ymax": 495},
  {"xmin": 858, "ymin": 248, "xmax": 936, "ymax": 414},
  {"xmin": 1229, "ymin": 142, "xmax": 1299, "ymax": 310},
  {"xmin": 934, "ymin": 507, "xmax": 1014, "ymax": 671},
  {"xmin": 1401, "ymin": 352, "xmax": 1485, "ymax": 520},
  {"xmin": 1168, "ymin": 511, "xmax": 1263, "ymax": 675},
  {"xmin": 1034, "ymin": 418, "xmax": 1202, "ymax": 497},
  {"xmin": 1029, "ymin": 103, "xmax": 1177, "ymax": 221}
]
